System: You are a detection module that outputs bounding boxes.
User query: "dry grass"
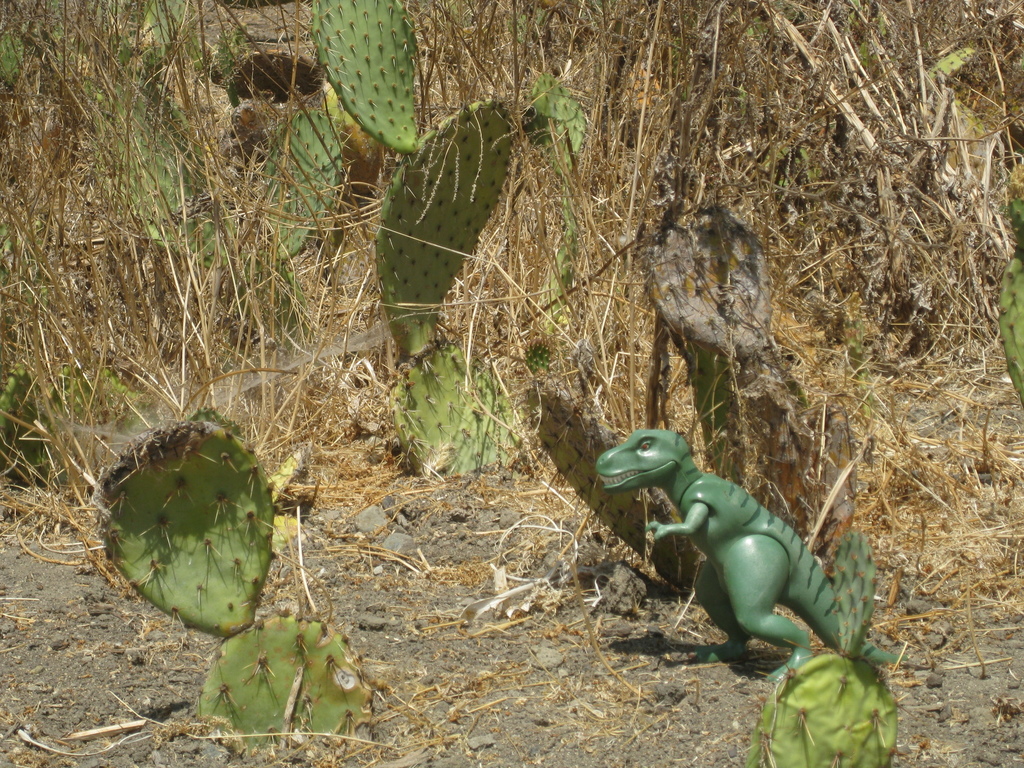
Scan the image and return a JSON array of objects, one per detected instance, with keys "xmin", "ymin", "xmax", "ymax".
[{"xmin": 1, "ymin": 0, "xmax": 1024, "ymax": 756}]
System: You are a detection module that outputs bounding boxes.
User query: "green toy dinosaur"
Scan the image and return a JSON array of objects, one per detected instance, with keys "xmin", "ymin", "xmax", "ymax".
[{"xmin": 596, "ymin": 429, "xmax": 897, "ymax": 682}]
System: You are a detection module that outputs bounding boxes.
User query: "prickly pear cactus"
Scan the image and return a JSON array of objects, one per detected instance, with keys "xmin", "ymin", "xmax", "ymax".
[
  {"xmin": 311, "ymin": 0, "xmax": 418, "ymax": 154},
  {"xmin": 525, "ymin": 343, "xmax": 552, "ymax": 374},
  {"xmin": 266, "ymin": 105, "xmax": 348, "ymax": 260},
  {"xmin": 747, "ymin": 654, "xmax": 897, "ymax": 768},
  {"xmin": 832, "ymin": 530, "xmax": 876, "ymax": 656},
  {"xmin": 527, "ymin": 73, "xmax": 586, "ymax": 170},
  {"xmin": 94, "ymin": 421, "xmax": 275, "ymax": 637},
  {"xmin": 376, "ymin": 101, "xmax": 513, "ymax": 356},
  {"xmin": 189, "ymin": 407, "xmax": 244, "ymax": 435},
  {"xmin": 197, "ymin": 616, "xmax": 372, "ymax": 746},
  {"xmin": 747, "ymin": 532, "xmax": 897, "ymax": 768},
  {"xmin": 393, "ymin": 344, "xmax": 516, "ymax": 475},
  {"xmin": 0, "ymin": 365, "xmax": 48, "ymax": 483},
  {"xmin": 999, "ymin": 197, "xmax": 1024, "ymax": 409},
  {"xmin": 527, "ymin": 74, "xmax": 585, "ymax": 326}
]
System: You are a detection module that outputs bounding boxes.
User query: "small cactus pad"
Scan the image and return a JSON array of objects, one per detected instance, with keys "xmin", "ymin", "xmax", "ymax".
[
  {"xmin": 527, "ymin": 73, "xmax": 586, "ymax": 167},
  {"xmin": 0, "ymin": 365, "xmax": 48, "ymax": 483},
  {"xmin": 266, "ymin": 105, "xmax": 347, "ymax": 259},
  {"xmin": 999, "ymin": 198, "xmax": 1024, "ymax": 408},
  {"xmin": 524, "ymin": 343, "xmax": 552, "ymax": 374},
  {"xmin": 376, "ymin": 101, "xmax": 512, "ymax": 355},
  {"xmin": 189, "ymin": 407, "xmax": 244, "ymax": 435},
  {"xmin": 94, "ymin": 421, "xmax": 275, "ymax": 637},
  {"xmin": 747, "ymin": 654, "xmax": 897, "ymax": 768},
  {"xmin": 312, "ymin": 0, "xmax": 418, "ymax": 154},
  {"xmin": 832, "ymin": 531, "xmax": 876, "ymax": 657},
  {"xmin": 393, "ymin": 344, "xmax": 516, "ymax": 475},
  {"xmin": 197, "ymin": 616, "xmax": 372, "ymax": 746}
]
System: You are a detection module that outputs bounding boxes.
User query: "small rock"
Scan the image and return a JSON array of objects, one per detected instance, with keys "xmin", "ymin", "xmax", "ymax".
[
  {"xmin": 600, "ymin": 620, "xmax": 633, "ymax": 638},
  {"xmin": 926, "ymin": 672, "xmax": 944, "ymax": 688},
  {"xmin": 382, "ymin": 532, "xmax": 416, "ymax": 554},
  {"xmin": 199, "ymin": 741, "xmax": 229, "ymax": 763},
  {"xmin": 357, "ymin": 614, "xmax": 388, "ymax": 631},
  {"xmin": 905, "ymin": 598, "xmax": 935, "ymax": 615},
  {"xmin": 467, "ymin": 733, "xmax": 496, "ymax": 750},
  {"xmin": 651, "ymin": 680, "xmax": 687, "ymax": 705},
  {"xmin": 354, "ymin": 505, "xmax": 388, "ymax": 533},
  {"xmin": 969, "ymin": 705, "xmax": 992, "ymax": 725},
  {"xmin": 598, "ymin": 562, "xmax": 647, "ymax": 615},
  {"xmin": 320, "ymin": 507, "xmax": 346, "ymax": 522},
  {"xmin": 532, "ymin": 644, "xmax": 564, "ymax": 669}
]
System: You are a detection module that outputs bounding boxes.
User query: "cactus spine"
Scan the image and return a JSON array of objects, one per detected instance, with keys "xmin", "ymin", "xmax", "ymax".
[{"xmin": 747, "ymin": 532, "xmax": 898, "ymax": 768}]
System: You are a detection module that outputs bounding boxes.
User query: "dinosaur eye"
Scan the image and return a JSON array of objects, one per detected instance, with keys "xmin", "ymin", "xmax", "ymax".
[{"xmin": 640, "ymin": 441, "xmax": 651, "ymax": 451}]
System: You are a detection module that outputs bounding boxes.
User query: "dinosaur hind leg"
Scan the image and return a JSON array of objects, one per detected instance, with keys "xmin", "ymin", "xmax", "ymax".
[
  {"xmin": 721, "ymin": 536, "xmax": 813, "ymax": 681},
  {"xmin": 690, "ymin": 563, "xmax": 749, "ymax": 663}
]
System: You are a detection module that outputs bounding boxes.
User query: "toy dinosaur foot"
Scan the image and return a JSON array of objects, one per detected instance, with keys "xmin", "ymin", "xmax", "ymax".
[
  {"xmin": 691, "ymin": 640, "xmax": 747, "ymax": 664},
  {"xmin": 766, "ymin": 648, "xmax": 814, "ymax": 683}
]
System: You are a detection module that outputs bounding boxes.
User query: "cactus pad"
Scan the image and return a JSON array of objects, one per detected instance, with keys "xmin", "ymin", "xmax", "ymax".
[
  {"xmin": 747, "ymin": 654, "xmax": 897, "ymax": 768},
  {"xmin": 525, "ymin": 343, "xmax": 552, "ymax": 374},
  {"xmin": 198, "ymin": 616, "xmax": 372, "ymax": 746},
  {"xmin": 376, "ymin": 101, "xmax": 513, "ymax": 355},
  {"xmin": 999, "ymin": 198, "xmax": 1024, "ymax": 408},
  {"xmin": 266, "ymin": 105, "xmax": 348, "ymax": 260},
  {"xmin": 0, "ymin": 365, "xmax": 48, "ymax": 483},
  {"xmin": 94, "ymin": 421, "xmax": 275, "ymax": 637},
  {"xmin": 832, "ymin": 531, "xmax": 876, "ymax": 657},
  {"xmin": 312, "ymin": 0, "xmax": 418, "ymax": 154},
  {"xmin": 393, "ymin": 344, "xmax": 516, "ymax": 475},
  {"xmin": 527, "ymin": 73, "xmax": 586, "ymax": 168}
]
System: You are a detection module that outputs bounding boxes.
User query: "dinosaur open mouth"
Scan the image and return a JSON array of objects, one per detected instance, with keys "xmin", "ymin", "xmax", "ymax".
[{"xmin": 600, "ymin": 470, "xmax": 640, "ymax": 485}]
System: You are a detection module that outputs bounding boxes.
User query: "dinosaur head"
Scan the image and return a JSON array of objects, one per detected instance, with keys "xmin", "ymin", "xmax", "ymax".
[{"xmin": 596, "ymin": 429, "xmax": 695, "ymax": 494}]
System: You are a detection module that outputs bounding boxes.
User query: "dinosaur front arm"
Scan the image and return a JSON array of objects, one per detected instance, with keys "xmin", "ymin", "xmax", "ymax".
[{"xmin": 645, "ymin": 502, "xmax": 709, "ymax": 540}]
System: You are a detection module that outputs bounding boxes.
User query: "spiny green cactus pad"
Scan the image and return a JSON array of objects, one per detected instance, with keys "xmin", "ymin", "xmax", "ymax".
[
  {"xmin": 312, "ymin": 0, "xmax": 418, "ymax": 154},
  {"xmin": 376, "ymin": 101, "xmax": 513, "ymax": 355},
  {"xmin": 832, "ymin": 531, "xmax": 876, "ymax": 657},
  {"xmin": 393, "ymin": 344, "xmax": 516, "ymax": 475},
  {"xmin": 525, "ymin": 343, "xmax": 552, "ymax": 374},
  {"xmin": 266, "ymin": 105, "xmax": 348, "ymax": 259},
  {"xmin": 747, "ymin": 654, "xmax": 897, "ymax": 768},
  {"xmin": 999, "ymin": 198, "xmax": 1024, "ymax": 408},
  {"xmin": 197, "ymin": 616, "xmax": 372, "ymax": 746},
  {"xmin": 0, "ymin": 365, "xmax": 48, "ymax": 483},
  {"xmin": 94, "ymin": 421, "xmax": 275, "ymax": 637},
  {"xmin": 527, "ymin": 73, "xmax": 586, "ymax": 168}
]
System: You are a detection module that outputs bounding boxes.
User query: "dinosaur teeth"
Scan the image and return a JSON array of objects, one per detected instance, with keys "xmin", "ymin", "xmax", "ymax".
[{"xmin": 601, "ymin": 470, "xmax": 639, "ymax": 485}]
